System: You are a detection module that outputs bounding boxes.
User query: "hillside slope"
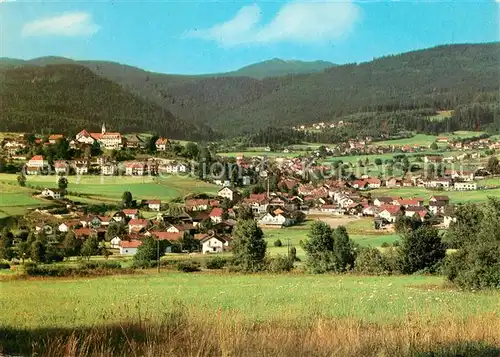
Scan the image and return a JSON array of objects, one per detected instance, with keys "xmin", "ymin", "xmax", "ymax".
[
  {"xmin": 113, "ymin": 43, "xmax": 500, "ymax": 135},
  {"xmin": 0, "ymin": 64, "xmax": 210, "ymax": 139},
  {"xmin": 1, "ymin": 43, "xmax": 498, "ymax": 137},
  {"xmin": 225, "ymin": 59, "xmax": 335, "ymax": 78}
]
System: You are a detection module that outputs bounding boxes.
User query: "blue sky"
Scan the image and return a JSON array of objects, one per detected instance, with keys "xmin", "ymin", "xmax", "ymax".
[{"xmin": 0, "ymin": 0, "xmax": 498, "ymax": 74}]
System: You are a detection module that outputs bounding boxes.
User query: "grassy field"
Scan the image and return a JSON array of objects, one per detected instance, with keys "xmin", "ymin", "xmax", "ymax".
[
  {"xmin": 0, "ymin": 174, "xmax": 219, "ymax": 203},
  {"xmin": 371, "ymin": 187, "xmax": 500, "ymax": 203},
  {"xmin": 1, "ymin": 272, "xmax": 499, "ymax": 356},
  {"xmin": 0, "ymin": 183, "xmax": 48, "ymax": 218},
  {"xmin": 264, "ymin": 218, "xmax": 399, "ymax": 258},
  {"xmin": 218, "ymin": 150, "xmax": 301, "ymax": 158},
  {"xmin": 2, "ymin": 273, "xmax": 499, "ymax": 328},
  {"xmin": 373, "ymin": 131, "xmax": 486, "ymax": 147}
]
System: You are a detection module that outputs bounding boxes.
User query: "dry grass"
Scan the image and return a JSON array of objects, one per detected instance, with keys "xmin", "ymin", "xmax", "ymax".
[{"xmin": 1, "ymin": 308, "xmax": 499, "ymax": 357}]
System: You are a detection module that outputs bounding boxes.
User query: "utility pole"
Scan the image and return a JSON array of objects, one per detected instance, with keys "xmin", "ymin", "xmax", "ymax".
[
  {"xmin": 287, "ymin": 238, "xmax": 291, "ymax": 258},
  {"xmin": 157, "ymin": 239, "xmax": 160, "ymax": 274}
]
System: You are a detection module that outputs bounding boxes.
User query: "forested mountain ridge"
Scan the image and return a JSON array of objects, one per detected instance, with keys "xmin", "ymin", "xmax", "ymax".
[
  {"xmin": 1, "ymin": 43, "xmax": 498, "ymax": 137},
  {"xmin": 0, "ymin": 64, "xmax": 212, "ymax": 139},
  {"xmin": 224, "ymin": 59, "xmax": 336, "ymax": 78},
  {"xmin": 115, "ymin": 43, "xmax": 499, "ymax": 135}
]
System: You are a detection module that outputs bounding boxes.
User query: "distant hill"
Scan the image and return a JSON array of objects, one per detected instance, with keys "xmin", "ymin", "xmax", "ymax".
[
  {"xmin": 0, "ymin": 57, "xmax": 335, "ymax": 79},
  {"xmin": 225, "ymin": 59, "xmax": 335, "ymax": 78},
  {"xmin": 1, "ymin": 43, "xmax": 499, "ymax": 137},
  {"xmin": 0, "ymin": 64, "xmax": 210, "ymax": 139},
  {"xmin": 84, "ymin": 43, "xmax": 498, "ymax": 135}
]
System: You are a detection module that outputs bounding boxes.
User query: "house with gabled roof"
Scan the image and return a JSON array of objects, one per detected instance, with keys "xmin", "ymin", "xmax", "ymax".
[
  {"xmin": 54, "ymin": 160, "xmax": 69, "ymax": 175},
  {"xmin": 128, "ymin": 218, "xmax": 149, "ymax": 233},
  {"xmin": 48, "ymin": 134, "xmax": 64, "ymax": 144},
  {"xmin": 122, "ymin": 209, "xmax": 139, "ymax": 219},
  {"xmin": 218, "ymin": 187, "xmax": 240, "ymax": 202},
  {"xmin": 377, "ymin": 205, "xmax": 402, "ymax": 223},
  {"xmin": 155, "ymin": 137, "xmax": 169, "ymax": 151},
  {"xmin": 405, "ymin": 206, "xmax": 429, "ymax": 221},
  {"xmin": 119, "ymin": 240, "xmax": 142, "ymax": 255},
  {"xmin": 145, "ymin": 200, "xmax": 161, "ymax": 212},
  {"xmin": 41, "ymin": 188, "xmax": 65, "ymax": 199},
  {"xmin": 200, "ymin": 234, "xmax": 229, "ymax": 254}
]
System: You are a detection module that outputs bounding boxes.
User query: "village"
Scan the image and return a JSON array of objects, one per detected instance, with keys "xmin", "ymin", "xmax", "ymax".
[{"xmin": 1, "ymin": 124, "xmax": 499, "ymax": 259}]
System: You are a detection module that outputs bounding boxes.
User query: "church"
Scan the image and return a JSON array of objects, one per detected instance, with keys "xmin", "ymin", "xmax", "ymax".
[{"xmin": 75, "ymin": 123, "xmax": 123, "ymax": 150}]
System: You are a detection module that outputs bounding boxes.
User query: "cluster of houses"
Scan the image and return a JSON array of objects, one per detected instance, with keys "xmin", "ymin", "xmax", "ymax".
[
  {"xmin": 35, "ymin": 199, "xmax": 236, "ymax": 255},
  {"xmin": 22, "ymin": 155, "xmax": 190, "ymax": 177},
  {"xmin": 26, "ymin": 171, "xmax": 462, "ymax": 258},
  {"xmin": 1, "ymin": 124, "xmax": 172, "ymax": 156},
  {"xmin": 73, "ymin": 124, "xmax": 169, "ymax": 151}
]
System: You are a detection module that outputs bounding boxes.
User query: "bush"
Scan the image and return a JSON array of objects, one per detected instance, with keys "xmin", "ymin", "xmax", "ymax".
[
  {"xmin": 266, "ymin": 255, "xmax": 294, "ymax": 273},
  {"xmin": 274, "ymin": 239, "xmax": 283, "ymax": 247},
  {"xmin": 0, "ymin": 262, "xmax": 10, "ymax": 270},
  {"xmin": 354, "ymin": 247, "xmax": 392, "ymax": 275},
  {"xmin": 24, "ymin": 261, "xmax": 123, "ymax": 277},
  {"xmin": 80, "ymin": 261, "xmax": 122, "ymax": 270},
  {"xmin": 205, "ymin": 257, "xmax": 228, "ymax": 270},
  {"xmin": 177, "ymin": 261, "xmax": 201, "ymax": 273},
  {"xmin": 131, "ymin": 260, "xmax": 158, "ymax": 269},
  {"xmin": 381, "ymin": 242, "xmax": 390, "ymax": 248}
]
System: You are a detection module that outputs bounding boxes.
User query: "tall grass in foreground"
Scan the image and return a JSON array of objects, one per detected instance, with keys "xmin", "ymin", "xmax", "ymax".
[{"xmin": 1, "ymin": 307, "xmax": 499, "ymax": 357}]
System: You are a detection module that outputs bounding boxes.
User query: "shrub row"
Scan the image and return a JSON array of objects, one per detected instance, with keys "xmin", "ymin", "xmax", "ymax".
[{"xmin": 23, "ymin": 261, "xmax": 125, "ymax": 277}]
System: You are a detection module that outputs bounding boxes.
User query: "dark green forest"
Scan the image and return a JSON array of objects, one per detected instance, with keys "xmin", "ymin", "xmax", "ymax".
[
  {"xmin": 0, "ymin": 64, "xmax": 212, "ymax": 139},
  {"xmin": 0, "ymin": 43, "xmax": 498, "ymax": 139}
]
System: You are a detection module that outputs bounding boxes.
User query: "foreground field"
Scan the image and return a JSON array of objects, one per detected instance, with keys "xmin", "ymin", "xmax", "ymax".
[
  {"xmin": 2, "ymin": 273, "xmax": 499, "ymax": 327},
  {"xmin": 1, "ymin": 272, "xmax": 499, "ymax": 356}
]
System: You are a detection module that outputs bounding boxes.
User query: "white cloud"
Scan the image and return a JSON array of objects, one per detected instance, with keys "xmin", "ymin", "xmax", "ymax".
[
  {"xmin": 187, "ymin": 1, "xmax": 361, "ymax": 46},
  {"xmin": 21, "ymin": 12, "xmax": 100, "ymax": 37}
]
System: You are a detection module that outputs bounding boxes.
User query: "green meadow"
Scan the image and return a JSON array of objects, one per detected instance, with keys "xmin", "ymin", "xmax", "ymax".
[
  {"xmin": 373, "ymin": 131, "xmax": 486, "ymax": 147},
  {"xmin": 372, "ymin": 187, "xmax": 500, "ymax": 203},
  {"xmin": 218, "ymin": 150, "xmax": 301, "ymax": 158},
  {"xmin": 0, "ymin": 183, "xmax": 48, "ymax": 218},
  {"xmin": 0, "ymin": 174, "xmax": 218, "ymax": 203},
  {"xmin": 264, "ymin": 218, "xmax": 399, "ymax": 259},
  {"xmin": 1, "ymin": 272, "xmax": 499, "ymax": 329}
]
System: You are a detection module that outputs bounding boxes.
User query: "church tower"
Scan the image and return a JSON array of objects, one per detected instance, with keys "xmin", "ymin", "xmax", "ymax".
[{"xmin": 101, "ymin": 123, "xmax": 106, "ymax": 134}]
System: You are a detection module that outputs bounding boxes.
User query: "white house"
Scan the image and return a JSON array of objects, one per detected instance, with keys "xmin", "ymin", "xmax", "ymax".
[
  {"xmin": 27, "ymin": 155, "xmax": 48, "ymax": 168},
  {"xmin": 122, "ymin": 209, "xmax": 139, "ymax": 220},
  {"xmin": 218, "ymin": 187, "xmax": 239, "ymax": 201},
  {"xmin": 54, "ymin": 161, "xmax": 69, "ymax": 175},
  {"xmin": 377, "ymin": 206, "xmax": 401, "ymax": 223},
  {"xmin": 119, "ymin": 240, "xmax": 142, "ymax": 255},
  {"xmin": 159, "ymin": 162, "xmax": 188, "ymax": 174},
  {"xmin": 101, "ymin": 163, "xmax": 118, "ymax": 176},
  {"xmin": 75, "ymin": 129, "xmax": 96, "ymax": 145},
  {"xmin": 155, "ymin": 137, "xmax": 169, "ymax": 151},
  {"xmin": 128, "ymin": 218, "xmax": 149, "ymax": 233},
  {"xmin": 425, "ymin": 179, "xmax": 451, "ymax": 189},
  {"xmin": 453, "ymin": 182, "xmax": 477, "ymax": 191},
  {"xmin": 110, "ymin": 236, "xmax": 122, "ymax": 249},
  {"xmin": 146, "ymin": 200, "xmax": 161, "ymax": 211},
  {"xmin": 41, "ymin": 188, "xmax": 65, "ymax": 199},
  {"xmin": 257, "ymin": 213, "xmax": 293, "ymax": 227},
  {"xmin": 200, "ymin": 235, "xmax": 227, "ymax": 254},
  {"xmin": 74, "ymin": 164, "xmax": 89, "ymax": 175},
  {"xmin": 125, "ymin": 163, "xmax": 147, "ymax": 176}
]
